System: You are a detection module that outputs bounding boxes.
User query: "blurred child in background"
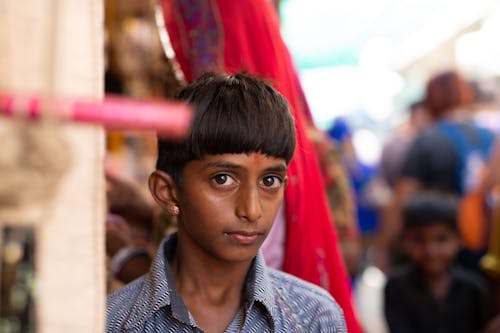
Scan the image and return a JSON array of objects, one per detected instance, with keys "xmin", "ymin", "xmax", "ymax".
[{"xmin": 384, "ymin": 191, "xmax": 491, "ymax": 333}]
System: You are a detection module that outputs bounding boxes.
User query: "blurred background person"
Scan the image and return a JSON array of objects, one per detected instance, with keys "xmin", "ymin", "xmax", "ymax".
[
  {"xmin": 328, "ymin": 117, "xmax": 384, "ymax": 267},
  {"xmin": 105, "ymin": 172, "xmax": 155, "ymax": 291},
  {"xmin": 384, "ymin": 191, "xmax": 492, "ymax": 333},
  {"xmin": 380, "ymin": 101, "xmax": 431, "ymax": 190},
  {"xmin": 373, "ymin": 101, "xmax": 431, "ymax": 272},
  {"xmin": 393, "ymin": 70, "xmax": 497, "ymax": 272}
]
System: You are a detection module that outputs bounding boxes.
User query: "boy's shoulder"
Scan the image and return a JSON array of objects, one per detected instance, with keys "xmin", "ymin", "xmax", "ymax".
[
  {"xmin": 263, "ymin": 267, "xmax": 347, "ymax": 331},
  {"xmin": 385, "ymin": 264, "xmax": 489, "ymax": 293},
  {"xmin": 106, "ymin": 275, "xmax": 151, "ymax": 331},
  {"xmin": 265, "ymin": 267, "xmax": 346, "ymax": 328},
  {"xmin": 107, "ymin": 275, "xmax": 145, "ymax": 306},
  {"xmin": 452, "ymin": 266, "xmax": 490, "ymax": 291},
  {"xmin": 384, "ymin": 264, "xmax": 412, "ymax": 290},
  {"xmin": 267, "ymin": 267, "xmax": 336, "ymax": 304}
]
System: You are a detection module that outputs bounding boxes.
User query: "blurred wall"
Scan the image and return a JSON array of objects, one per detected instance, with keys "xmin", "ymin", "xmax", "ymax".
[{"xmin": 0, "ymin": 1, "xmax": 105, "ymax": 332}]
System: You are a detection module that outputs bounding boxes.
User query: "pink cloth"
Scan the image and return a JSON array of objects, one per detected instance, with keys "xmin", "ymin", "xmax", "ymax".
[{"xmin": 261, "ymin": 202, "xmax": 286, "ymax": 270}]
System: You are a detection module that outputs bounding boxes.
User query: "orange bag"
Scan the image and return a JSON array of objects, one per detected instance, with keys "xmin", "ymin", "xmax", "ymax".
[
  {"xmin": 436, "ymin": 122, "xmax": 495, "ymax": 253},
  {"xmin": 459, "ymin": 187, "xmax": 488, "ymax": 252}
]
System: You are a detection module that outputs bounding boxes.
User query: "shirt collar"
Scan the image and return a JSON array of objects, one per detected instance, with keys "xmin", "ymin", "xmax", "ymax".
[
  {"xmin": 245, "ymin": 252, "xmax": 277, "ymax": 323},
  {"xmin": 124, "ymin": 234, "xmax": 191, "ymax": 330},
  {"xmin": 124, "ymin": 233, "xmax": 278, "ymax": 330},
  {"xmin": 406, "ymin": 263, "xmax": 461, "ymax": 290}
]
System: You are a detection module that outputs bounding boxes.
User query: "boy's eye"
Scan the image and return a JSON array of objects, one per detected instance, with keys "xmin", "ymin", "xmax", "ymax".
[
  {"xmin": 435, "ymin": 233, "xmax": 449, "ymax": 243},
  {"xmin": 409, "ymin": 234, "xmax": 424, "ymax": 245},
  {"xmin": 261, "ymin": 176, "xmax": 282, "ymax": 189},
  {"xmin": 212, "ymin": 174, "xmax": 235, "ymax": 186}
]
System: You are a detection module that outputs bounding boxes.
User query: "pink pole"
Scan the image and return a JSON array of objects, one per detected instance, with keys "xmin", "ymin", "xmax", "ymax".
[{"xmin": 0, "ymin": 93, "xmax": 193, "ymax": 139}]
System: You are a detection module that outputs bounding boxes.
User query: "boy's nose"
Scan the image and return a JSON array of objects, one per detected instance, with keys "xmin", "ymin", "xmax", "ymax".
[
  {"xmin": 236, "ymin": 185, "xmax": 262, "ymax": 223},
  {"xmin": 423, "ymin": 241, "xmax": 440, "ymax": 256}
]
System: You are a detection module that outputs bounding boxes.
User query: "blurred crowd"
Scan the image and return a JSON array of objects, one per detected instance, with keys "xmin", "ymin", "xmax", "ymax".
[{"xmin": 103, "ymin": 1, "xmax": 500, "ymax": 332}]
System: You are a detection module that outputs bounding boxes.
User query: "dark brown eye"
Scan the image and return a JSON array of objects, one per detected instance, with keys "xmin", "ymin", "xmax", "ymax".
[
  {"xmin": 212, "ymin": 174, "xmax": 236, "ymax": 187},
  {"xmin": 214, "ymin": 174, "xmax": 228, "ymax": 185},
  {"xmin": 261, "ymin": 176, "xmax": 282, "ymax": 188}
]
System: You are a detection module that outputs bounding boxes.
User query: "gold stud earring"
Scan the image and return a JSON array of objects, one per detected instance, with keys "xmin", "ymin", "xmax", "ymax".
[{"xmin": 168, "ymin": 204, "xmax": 180, "ymax": 216}]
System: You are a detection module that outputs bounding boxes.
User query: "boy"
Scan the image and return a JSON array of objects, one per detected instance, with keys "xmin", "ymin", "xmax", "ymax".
[
  {"xmin": 106, "ymin": 72, "xmax": 347, "ymax": 332},
  {"xmin": 384, "ymin": 191, "xmax": 491, "ymax": 333}
]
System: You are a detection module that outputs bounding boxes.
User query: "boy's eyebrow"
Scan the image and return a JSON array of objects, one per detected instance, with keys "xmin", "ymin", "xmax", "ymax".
[
  {"xmin": 265, "ymin": 165, "xmax": 288, "ymax": 173},
  {"xmin": 204, "ymin": 160, "xmax": 288, "ymax": 172},
  {"xmin": 205, "ymin": 161, "xmax": 240, "ymax": 169}
]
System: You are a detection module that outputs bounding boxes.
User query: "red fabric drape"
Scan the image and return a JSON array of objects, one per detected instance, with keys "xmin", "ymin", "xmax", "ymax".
[{"xmin": 161, "ymin": 1, "xmax": 361, "ymax": 331}]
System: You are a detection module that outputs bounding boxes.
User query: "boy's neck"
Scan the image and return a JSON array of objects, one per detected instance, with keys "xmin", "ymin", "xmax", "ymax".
[
  {"xmin": 421, "ymin": 269, "xmax": 452, "ymax": 301},
  {"xmin": 169, "ymin": 235, "xmax": 253, "ymax": 332},
  {"xmin": 170, "ymin": 236, "xmax": 252, "ymax": 306}
]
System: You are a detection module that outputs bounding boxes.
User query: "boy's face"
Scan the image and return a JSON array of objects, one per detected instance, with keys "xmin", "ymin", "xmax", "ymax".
[
  {"xmin": 403, "ymin": 223, "xmax": 460, "ymax": 277},
  {"xmin": 176, "ymin": 152, "xmax": 288, "ymax": 263}
]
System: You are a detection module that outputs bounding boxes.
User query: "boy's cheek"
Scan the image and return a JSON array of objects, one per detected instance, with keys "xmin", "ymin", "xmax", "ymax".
[
  {"xmin": 401, "ymin": 234, "xmax": 414, "ymax": 252},
  {"xmin": 442, "ymin": 240, "xmax": 460, "ymax": 258},
  {"xmin": 402, "ymin": 238, "xmax": 426, "ymax": 260}
]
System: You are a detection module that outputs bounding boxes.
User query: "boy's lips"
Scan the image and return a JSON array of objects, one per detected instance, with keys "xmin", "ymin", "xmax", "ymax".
[{"xmin": 223, "ymin": 231, "xmax": 263, "ymax": 245}]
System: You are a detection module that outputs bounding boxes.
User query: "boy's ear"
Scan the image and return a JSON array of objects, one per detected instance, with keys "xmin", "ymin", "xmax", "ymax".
[{"xmin": 148, "ymin": 170, "xmax": 180, "ymax": 210}]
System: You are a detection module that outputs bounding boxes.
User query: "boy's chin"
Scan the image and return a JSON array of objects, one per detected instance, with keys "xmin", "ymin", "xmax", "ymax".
[
  {"xmin": 222, "ymin": 247, "xmax": 261, "ymax": 263},
  {"xmin": 420, "ymin": 263, "xmax": 449, "ymax": 277}
]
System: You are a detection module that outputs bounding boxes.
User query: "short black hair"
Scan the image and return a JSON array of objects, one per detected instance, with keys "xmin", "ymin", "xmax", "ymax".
[
  {"xmin": 403, "ymin": 191, "xmax": 459, "ymax": 231},
  {"xmin": 156, "ymin": 72, "xmax": 296, "ymax": 185}
]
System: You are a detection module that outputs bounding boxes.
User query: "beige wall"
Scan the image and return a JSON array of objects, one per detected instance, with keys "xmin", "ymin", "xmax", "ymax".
[{"xmin": 0, "ymin": 1, "xmax": 105, "ymax": 332}]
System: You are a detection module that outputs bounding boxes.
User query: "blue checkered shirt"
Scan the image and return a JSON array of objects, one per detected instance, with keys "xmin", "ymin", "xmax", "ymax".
[{"xmin": 106, "ymin": 234, "xmax": 347, "ymax": 332}]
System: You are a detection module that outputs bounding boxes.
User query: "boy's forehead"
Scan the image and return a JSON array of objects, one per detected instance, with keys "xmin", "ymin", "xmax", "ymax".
[
  {"xmin": 196, "ymin": 152, "xmax": 287, "ymax": 168},
  {"xmin": 405, "ymin": 223, "xmax": 457, "ymax": 235}
]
